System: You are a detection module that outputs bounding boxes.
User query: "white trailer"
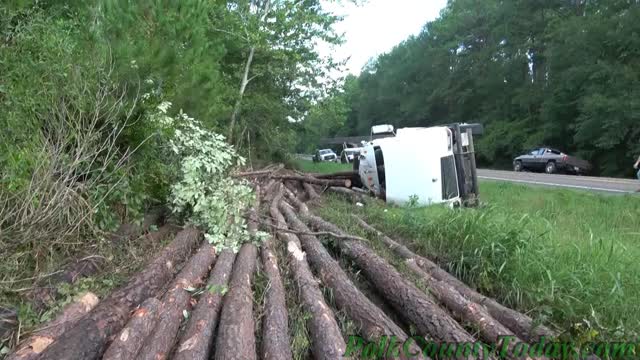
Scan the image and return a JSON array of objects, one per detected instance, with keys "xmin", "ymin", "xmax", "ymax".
[{"xmin": 355, "ymin": 123, "xmax": 481, "ymax": 207}]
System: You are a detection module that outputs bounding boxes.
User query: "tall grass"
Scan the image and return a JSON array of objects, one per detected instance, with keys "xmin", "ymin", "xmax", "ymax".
[{"xmin": 317, "ymin": 182, "xmax": 640, "ymax": 342}]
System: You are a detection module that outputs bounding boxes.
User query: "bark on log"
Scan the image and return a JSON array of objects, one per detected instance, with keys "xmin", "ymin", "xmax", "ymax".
[
  {"xmin": 405, "ymin": 262, "xmax": 532, "ymax": 360},
  {"xmin": 144, "ymin": 223, "xmax": 180, "ymax": 243},
  {"xmin": 278, "ymin": 202, "xmax": 423, "ymax": 360},
  {"xmin": 312, "ymin": 170, "xmax": 358, "ymax": 179},
  {"xmin": 353, "ymin": 217, "xmax": 555, "ymax": 342},
  {"xmin": 233, "ymin": 165, "xmax": 284, "ymax": 178},
  {"xmin": 326, "ymin": 187, "xmax": 368, "ymax": 204},
  {"xmin": 6, "ymin": 292, "xmax": 99, "ymax": 360},
  {"xmin": 271, "ymin": 175, "xmax": 351, "ymax": 188},
  {"xmin": 270, "ymin": 185, "xmax": 346, "ymax": 360},
  {"xmin": 27, "ymin": 257, "xmax": 105, "ymax": 310},
  {"xmin": 252, "ymin": 187, "xmax": 292, "ymax": 360},
  {"xmin": 302, "ymin": 182, "xmax": 320, "ymax": 201},
  {"xmin": 173, "ymin": 250, "xmax": 236, "ymax": 360},
  {"xmin": 136, "ymin": 243, "xmax": 218, "ymax": 360},
  {"xmin": 294, "ymin": 204, "xmax": 476, "ymax": 347},
  {"xmin": 214, "ymin": 243, "xmax": 258, "ymax": 360},
  {"xmin": 102, "ymin": 298, "xmax": 162, "ymax": 360},
  {"xmin": 38, "ymin": 228, "xmax": 201, "ymax": 360}
]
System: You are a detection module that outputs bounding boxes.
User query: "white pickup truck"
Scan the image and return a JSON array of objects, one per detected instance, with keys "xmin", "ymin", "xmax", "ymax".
[{"xmin": 355, "ymin": 124, "xmax": 482, "ymax": 207}]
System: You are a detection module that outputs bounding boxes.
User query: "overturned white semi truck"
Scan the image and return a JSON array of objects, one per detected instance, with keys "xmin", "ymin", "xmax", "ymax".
[{"xmin": 354, "ymin": 123, "xmax": 482, "ymax": 207}]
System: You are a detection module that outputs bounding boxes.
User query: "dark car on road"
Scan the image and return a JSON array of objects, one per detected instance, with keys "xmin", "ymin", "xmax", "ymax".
[{"xmin": 513, "ymin": 147, "xmax": 591, "ymax": 174}]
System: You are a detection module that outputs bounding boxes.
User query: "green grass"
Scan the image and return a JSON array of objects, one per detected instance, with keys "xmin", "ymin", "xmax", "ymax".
[
  {"xmin": 291, "ymin": 159, "xmax": 351, "ymax": 174},
  {"xmin": 315, "ymin": 181, "xmax": 640, "ymax": 342}
]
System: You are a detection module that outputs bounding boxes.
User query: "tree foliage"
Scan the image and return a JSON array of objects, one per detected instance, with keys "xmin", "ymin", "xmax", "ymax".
[{"xmin": 312, "ymin": 0, "xmax": 640, "ymax": 176}]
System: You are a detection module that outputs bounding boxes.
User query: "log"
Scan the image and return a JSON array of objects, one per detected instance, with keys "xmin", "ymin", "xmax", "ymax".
[
  {"xmin": 109, "ymin": 207, "xmax": 167, "ymax": 243},
  {"xmin": 136, "ymin": 242, "xmax": 218, "ymax": 360},
  {"xmin": 6, "ymin": 292, "xmax": 99, "ymax": 360},
  {"xmin": 271, "ymin": 175, "xmax": 351, "ymax": 188},
  {"xmin": 38, "ymin": 227, "xmax": 201, "ymax": 360},
  {"xmin": 173, "ymin": 250, "xmax": 236, "ymax": 360},
  {"xmin": 259, "ymin": 242, "xmax": 292, "ymax": 360},
  {"xmin": 233, "ymin": 164, "xmax": 284, "ymax": 178},
  {"xmin": 102, "ymin": 298, "xmax": 162, "ymax": 360},
  {"xmin": 269, "ymin": 185, "xmax": 346, "ymax": 360},
  {"xmin": 302, "ymin": 182, "xmax": 320, "ymax": 201},
  {"xmin": 278, "ymin": 202, "xmax": 423, "ymax": 360},
  {"xmin": 252, "ymin": 187, "xmax": 292, "ymax": 360},
  {"xmin": 214, "ymin": 201, "xmax": 259, "ymax": 360},
  {"xmin": 405, "ymin": 262, "xmax": 532, "ymax": 360},
  {"xmin": 352, "ymin": 217, "xmax": 555, "ymax": 342},
  {"xmin": 27, "ymin": 256, "xmax": 105, "ymax": 310},
  {"xmin": 289, "ymin": 198, "xmax": 476, "ymax": 347},
  {"xmin": 0, "ymin": 306, "xmax": 17, "ymax": 344},
  {"xmin": 312, "ymin": 170, "xmax": 358, "ymax": 179},
  {"xmin": 325, "ymin": 187, "xmax": 368, "ymax": 204}
]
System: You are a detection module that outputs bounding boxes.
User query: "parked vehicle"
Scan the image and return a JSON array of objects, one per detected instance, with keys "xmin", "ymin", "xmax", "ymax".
[
  {"xmin": 513, "ymin": 148, "xmax": 591, "ymax": 174},
  {"xmin": 355, "ymin": 123, "xmax": 482, "ymax": 207},
  {"xmin": 313, "ymin": 149, "xmax": 338, "ymax": 162},
  {"xmin": 340, "ymin": 148, "xmax": 362, "ymax": 163}
]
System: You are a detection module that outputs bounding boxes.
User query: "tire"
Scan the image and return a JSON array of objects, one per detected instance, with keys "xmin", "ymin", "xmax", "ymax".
[
  {"xmin": 545, "ymin": 161, "xmax": 557, "ymax": 174},
  {"xmin": 514, "ymin": 161, "xmax": 523, "ymax": 172}
]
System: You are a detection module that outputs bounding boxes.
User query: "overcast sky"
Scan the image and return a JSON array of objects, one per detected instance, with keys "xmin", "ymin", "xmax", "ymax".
[{"xmin": 321, "ymin": 0, "xmax": 448, "ymax": 75}]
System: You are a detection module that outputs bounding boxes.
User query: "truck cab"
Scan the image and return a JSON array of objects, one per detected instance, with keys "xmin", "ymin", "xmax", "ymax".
[{"xmin": 356, "ymin": 124, "xmax": 481, "ymax": 207}]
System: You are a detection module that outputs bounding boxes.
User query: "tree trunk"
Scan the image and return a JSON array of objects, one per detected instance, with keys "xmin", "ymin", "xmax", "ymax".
[
  {"xmin": 326, "ymin": 187, "xmax": 368, "ymax": 204},
  {"xmin": 312, "ymin": 171, "xmax": 359, "ymax": 179},
  {"xmin": 269, "ymin": 185, "xmax": 346, "ymax": 360},
  {"xmin": 272, "ymin": 175, "xmax": 351, "ymax": 188},
  {"xmin": 297, "ymin": 208, "xmax": 477, "ymax": 347},
  {"xmin": 247, "ymin": 186, "xmax": 292, "ymax": 360},
  {"xmin": 228, "ymin": 46, "xmax": 255, "ymax": 144},
  {"xmin": 7, "ymin": 292, "xmax": 99, "ymax": 360},
  {"xmin": 278, "ymin": 202, "xmax": 423, "ymax": 360},
  {"xmin": 136, "ymin": 243, "xmax": 218, "ymax": 360},
  {"xmin": 102, "ymin": 298, "xmax": 162, "ymax": 360},
  {"xmin": 302, "ymin": 182, "xmax": 320, "ymax": 201},
  {"xmin": 405, "ymin": 262, "xmax": 532, "ymax": 360},
  {"xmin": 38, "ymin": 227, "xmax": 201, "ymax": 360},
  {"xmin": 354, "ymin": 216, "xmax": 555, "ymax": 343},
  {"xmin": 27, "ymin": 257, "xmax": 105, "ymax": 311},
  {"xmin": 173, "ymin": 250, "xmax": 236, "ymax": 360},
  {"xmin": 214, "ymin": 232, "xmax": 258, "ymax": 360},
  {"xmin": 415, "ymin": 252, "xmax": 555, "ymax": 342}
]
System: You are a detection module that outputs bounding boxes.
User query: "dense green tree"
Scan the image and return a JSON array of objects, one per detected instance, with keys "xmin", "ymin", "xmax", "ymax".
[{"xmin": 309, "ymin": 0, "xmax": 640, "ymax": 176}]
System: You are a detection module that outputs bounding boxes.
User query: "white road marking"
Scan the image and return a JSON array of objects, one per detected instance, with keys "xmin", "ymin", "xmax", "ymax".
[{"xmin": 478, "ymin": 176, "xmax": 633, "ymax": 193}]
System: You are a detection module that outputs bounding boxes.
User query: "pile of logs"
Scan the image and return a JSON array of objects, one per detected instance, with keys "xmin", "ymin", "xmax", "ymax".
[{"xmin": 7, "ymin": 167, "xmax": 558, "ymax": 360}]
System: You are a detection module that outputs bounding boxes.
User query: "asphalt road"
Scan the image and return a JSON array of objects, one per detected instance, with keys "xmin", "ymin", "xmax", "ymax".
[{"xmin": 478, "ymin": 169, "xmax": 640, "ymax": 194}]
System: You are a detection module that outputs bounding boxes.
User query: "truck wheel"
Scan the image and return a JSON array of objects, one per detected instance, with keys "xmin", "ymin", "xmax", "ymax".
[
  {"xmin": 514, "ymin": 161, "xmax": 523, "ymax": 172},
  {"xmin": 545, "ymin": 161, "xmax": 557, "ymax": 174}
]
